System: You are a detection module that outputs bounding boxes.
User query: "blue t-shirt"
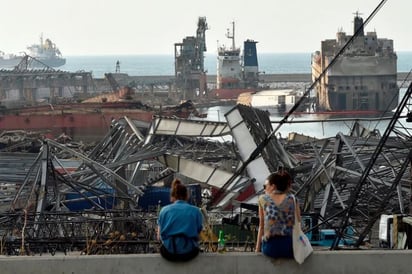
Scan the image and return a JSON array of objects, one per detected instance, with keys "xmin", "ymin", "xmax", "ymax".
[{"xmin": 158, "ymin": 200, "xmax": 203, "ymax": 254}]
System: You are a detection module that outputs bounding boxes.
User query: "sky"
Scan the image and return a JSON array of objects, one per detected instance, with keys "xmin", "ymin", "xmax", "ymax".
[{"xmin": 0, "ymin": 0, "xmax": 410, "ymax": 56}]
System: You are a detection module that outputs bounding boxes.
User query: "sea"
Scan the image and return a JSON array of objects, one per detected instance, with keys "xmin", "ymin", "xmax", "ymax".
[
  {"xmin": 60, "ymin": 52, "xmax": 412, "ymax": 78},
  {"xmin": 59, "ymin": 52, "xmax": 412, "ymax": 139}
]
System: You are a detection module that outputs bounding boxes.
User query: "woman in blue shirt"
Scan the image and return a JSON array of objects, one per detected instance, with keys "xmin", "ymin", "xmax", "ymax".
[{"xmin": 157, "ymin": 179, "xmax": 203, "ymax": 261}]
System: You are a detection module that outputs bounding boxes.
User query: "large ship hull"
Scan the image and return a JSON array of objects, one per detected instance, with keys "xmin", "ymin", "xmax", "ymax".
[
  {"xmin": 0, "ymin": 102, "xmax": 196, "ymax": 141},
  {"xmin": 313, "ymin": 58, "xmax": 399, "ymax": 112},
  {"xmin": 312, "ymin": 14, "xmax": 398, "ymax": 112},
  {"xmin": 0, "ymin": 104, "xmax": 152, "ymax": 141}
]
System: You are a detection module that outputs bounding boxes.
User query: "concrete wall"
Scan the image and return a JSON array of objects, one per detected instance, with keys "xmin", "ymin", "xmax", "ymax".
[{"xmin": 0, "ymin": 250, "xmax": 411, "ymax": 274}]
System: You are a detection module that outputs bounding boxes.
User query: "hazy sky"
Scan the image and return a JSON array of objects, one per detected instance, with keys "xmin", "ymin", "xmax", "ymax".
[{"xmin": 0, "ymin": 0, "xmax": 409, "ymax": 56}]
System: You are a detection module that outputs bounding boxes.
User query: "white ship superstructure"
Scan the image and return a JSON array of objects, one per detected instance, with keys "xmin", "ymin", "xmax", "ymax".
[{"xmin": 216, "ymin": 21, "xmax": 242, "ymax": 89}]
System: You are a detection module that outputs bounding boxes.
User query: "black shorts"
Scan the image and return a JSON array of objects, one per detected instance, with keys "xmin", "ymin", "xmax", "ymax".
[{"xmin": 160, "ymin": 244, "xmax": 200, "ymax": 262}]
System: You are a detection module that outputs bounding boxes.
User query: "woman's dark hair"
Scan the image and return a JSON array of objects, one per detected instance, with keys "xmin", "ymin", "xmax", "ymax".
[
  {"xmin": 266, "ymin": 171, "xmax": 292, "ymax": 192},
  {"xmin": 171, "ymin": 178, "xmax": 188, "ymax": 200}
]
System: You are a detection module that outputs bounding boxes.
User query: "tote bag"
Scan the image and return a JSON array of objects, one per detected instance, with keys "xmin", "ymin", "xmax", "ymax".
[{"xmin": 292, "ymin": 195, "xmax": 313, "ymax": 264}]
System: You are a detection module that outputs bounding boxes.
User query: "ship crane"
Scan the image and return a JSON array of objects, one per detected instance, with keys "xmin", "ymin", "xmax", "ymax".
[
  {"xmin": 103, "ymin": 73, "xmax": 134, "ymax": 102},
  {"xmin": 226, "ymin": 21, "xmax": 236, "ymax": 51},
  {"xmin": 105, "ymin": 73, "xmax": 121, "ymax": 92},
  {"xmin": 195, "ymin": 17, "xmax": 208, "ymax": 72}
]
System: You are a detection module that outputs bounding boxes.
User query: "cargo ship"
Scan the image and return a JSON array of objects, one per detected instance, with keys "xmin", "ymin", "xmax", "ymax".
[
  {"xmin": 26, "ymin": 34, "xmax": 66, "ymax": 67},
  {"xmin": 208, "ymin": 21, "xmax": 259, "ymax": 100},
  {"xmin": 311, "ymin": 12, "xmax": 398, "ymax": 112},
  {"xmin": 0, "ymin": 34, "xmax": 66, "ymax": 68}
]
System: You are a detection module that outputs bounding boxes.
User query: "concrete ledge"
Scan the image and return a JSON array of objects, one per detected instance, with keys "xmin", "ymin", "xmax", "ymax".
[{"xmin": 0, "ymin": 250, "xmax": 411, "ymax": 274}]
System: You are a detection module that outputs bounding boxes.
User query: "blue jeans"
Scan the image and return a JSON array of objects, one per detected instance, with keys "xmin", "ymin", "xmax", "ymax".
[{"xmin": 262, "ymin": 235, "xmax": 293, "ymax": 259}]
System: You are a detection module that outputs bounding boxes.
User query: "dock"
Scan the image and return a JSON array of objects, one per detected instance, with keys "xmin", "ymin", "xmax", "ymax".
[
  {"xmin": 0, "ymin": 251, "xmax": 410, "ymax": 274},
  {"xmin": 103, "ymin": 72, "xmax": 411, "ymax": 85}
]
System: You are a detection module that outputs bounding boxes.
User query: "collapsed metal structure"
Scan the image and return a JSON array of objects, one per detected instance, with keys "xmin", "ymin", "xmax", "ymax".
[
  {"xmin": 1, "ymin": 89, "xmax": 412, "ymax": 254},
  {"xmin": 0, "ymin": 54, "xmax": 93, "ymax": 108},
  {"xmin": 0, "ymin": 116, "xmax": 240, "ymax": 254},
  {"xmin": 1, "ymin": 0, "xmax": 411, "ymax": 255}
]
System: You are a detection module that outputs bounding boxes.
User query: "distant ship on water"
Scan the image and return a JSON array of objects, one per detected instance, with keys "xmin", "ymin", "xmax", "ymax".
[
  {"xmin": 208, "ymin": 21, "xmax": 259, "ymax": 100},
  {"xmin": 0, "ymin": 34, "xmax": 66, "ymax": 68}
]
